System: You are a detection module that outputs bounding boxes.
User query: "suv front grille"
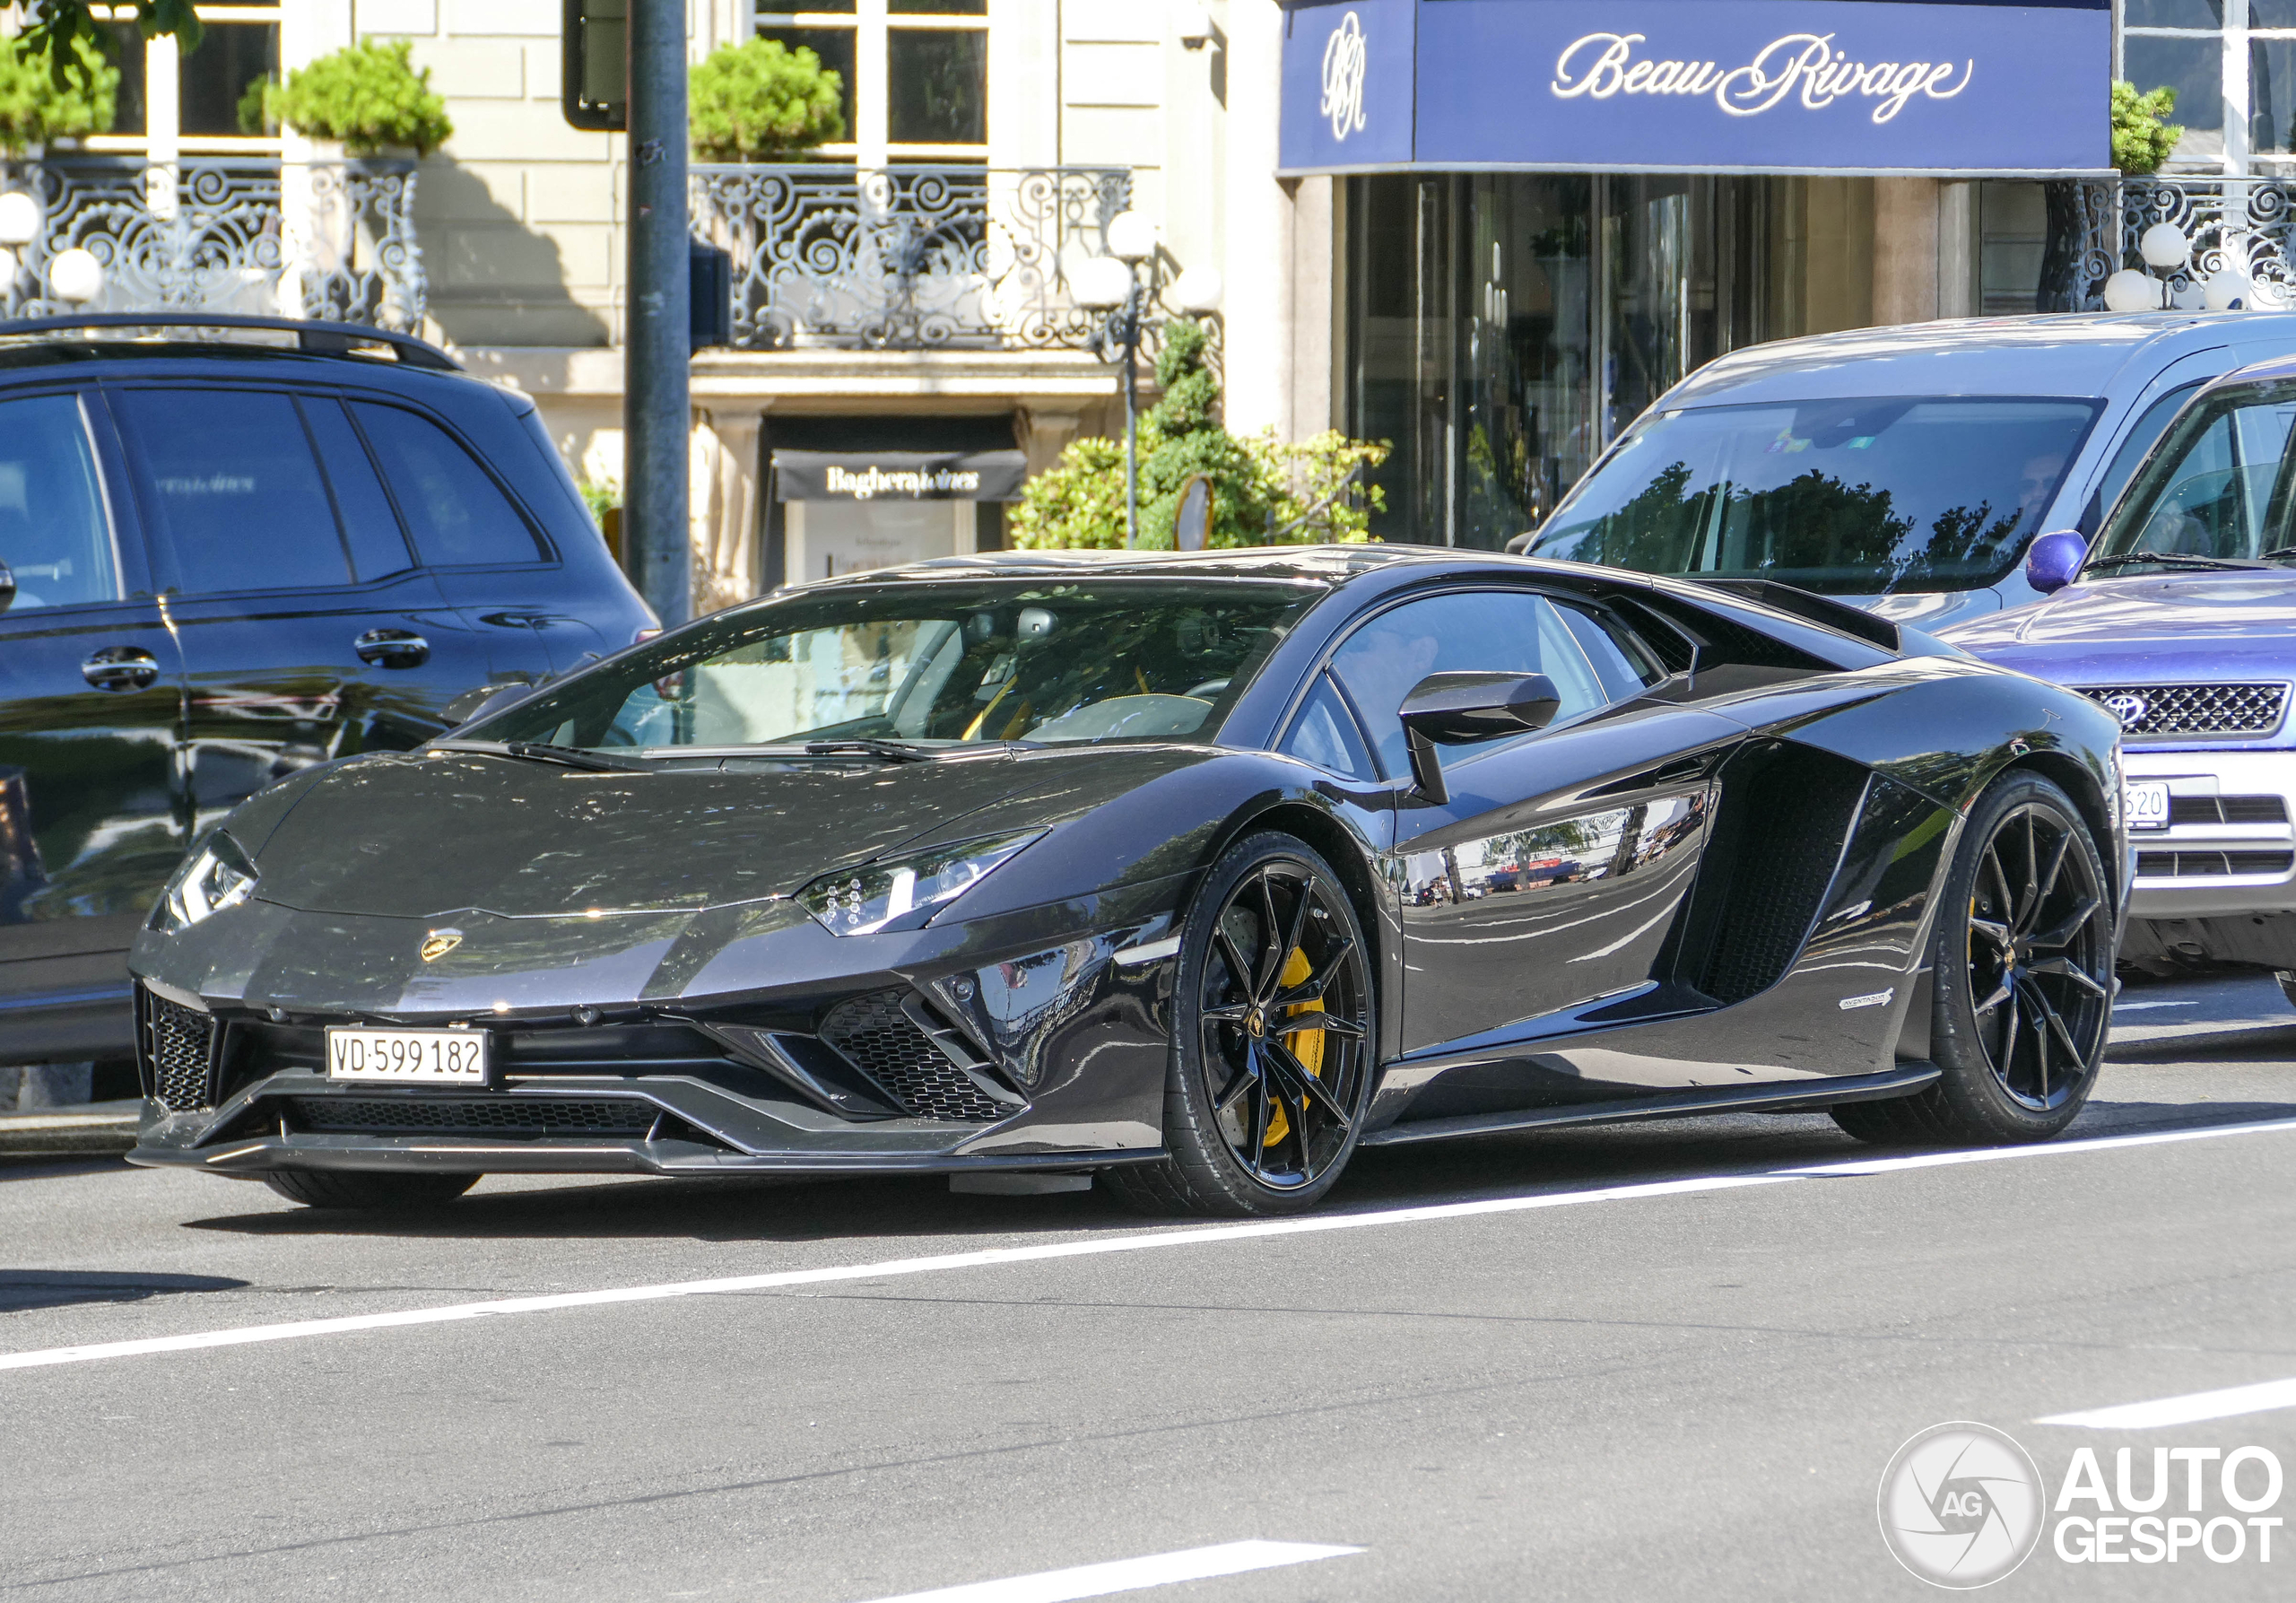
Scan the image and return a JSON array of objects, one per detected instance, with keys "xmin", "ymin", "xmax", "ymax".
[
  {"xmin": 139, "ymin": 989, "xmax": 215, "ymax": 1111},
  {"xmin": 818, "ymin": 991, "xmax": 1013, "ymax": 1122},
  {"xmin": 285, "ymin": 1095, "xmax": 658, "ymax": 1136},
  {"xmin": 2086, "ymin": 683, "xmax": 2290, "ymax": 738},
  {"xmin": 2135, "ymin": 849, "xmax": 2296, "ymax": 878},
  {"xmin": 2169, "ymin": 795, "xmax": 2292, "ymax": 826}
]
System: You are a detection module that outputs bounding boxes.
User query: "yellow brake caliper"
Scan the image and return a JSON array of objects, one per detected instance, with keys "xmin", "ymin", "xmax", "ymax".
[{"xmin": 1261, "ymin": 945, "xmax": 1326, "ymax": 1147}]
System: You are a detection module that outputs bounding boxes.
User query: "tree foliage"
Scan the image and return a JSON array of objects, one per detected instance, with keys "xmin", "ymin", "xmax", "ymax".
[
  {"xmin": 1011, "ymin": 318, "xmax": 1388, "ymax": 551},
  {"xmin": 239, "ymin": 39, "xmax": 452, "ymax": 156},
  {"xmin": 2112, "ymin": 81, "xmax": 2183, "ymax": 175},
  {"xmin": 15, "ymin": 1, "xmax": 199, "ymax": 84},
  {"xmin": 691, "ymin": 38, "xmax": 845, "ymax": 161},
  {"xmin": 0, "ymin": 31, "xmax": 116, "ymax": 152}
]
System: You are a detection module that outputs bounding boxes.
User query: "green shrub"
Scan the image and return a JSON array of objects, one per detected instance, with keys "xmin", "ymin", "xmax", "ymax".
[
  {"xmin": 251, "ymin": 39, "xmax": 452, "ymax": 157},
  {"xmin": 2112, "ymin": 81, "xmax": 2182, "ymax": 175},
  {"xmin": 691, "ymin": 38, "xmax": 845, "ymax": 161},
  {"xmin": 0, "ymin": 32, "xmax": 117, "ymax": 153},
  {"xmin": 1010, "ymin": 316, "xmax": 1388, "ymax": 551}
]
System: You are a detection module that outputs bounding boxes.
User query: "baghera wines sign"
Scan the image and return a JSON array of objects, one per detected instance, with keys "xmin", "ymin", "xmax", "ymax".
[{"xmin": 1279, "ymin": 0, "xmax": 2107, "ymax": 176}]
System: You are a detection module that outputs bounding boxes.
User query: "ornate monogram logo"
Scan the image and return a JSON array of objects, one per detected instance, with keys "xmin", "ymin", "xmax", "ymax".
[
  {"xmin": 419, "ymin": 928, "xmax": 464, "ymax": 963},
  {"xmin": 1321, "ymin": 11, "xmax": 1368, "ymax": 142}
]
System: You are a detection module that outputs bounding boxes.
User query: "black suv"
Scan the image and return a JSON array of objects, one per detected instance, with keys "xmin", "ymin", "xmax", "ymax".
[{"xmin": 0, "ymin": 314, "xmax": 654, "ymax": 1071}]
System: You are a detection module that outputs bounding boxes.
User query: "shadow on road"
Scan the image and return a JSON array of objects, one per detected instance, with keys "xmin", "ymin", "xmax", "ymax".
[{"xmin": 0, "ymin": 1269, "xmax": 248, "ymax": 1312}]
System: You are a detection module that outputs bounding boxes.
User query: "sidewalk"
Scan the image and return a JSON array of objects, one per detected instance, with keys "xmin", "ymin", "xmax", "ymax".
[{"xmin": 0, "ymin": 1101, "xmax": 141, "ymax": 1158}]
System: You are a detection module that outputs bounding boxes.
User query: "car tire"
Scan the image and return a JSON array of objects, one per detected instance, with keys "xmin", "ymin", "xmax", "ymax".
[
  {"xmin": 1104, "ymin": 831, "xmax": 1377, "ymax": 1217},
  {"xmin": 261, "ymin": 1171, "xmax": 479, "ymax": 1210},
  {"xmin": 1831, "ymin": 771, "xmax": 2114, "ymax": 1147}
]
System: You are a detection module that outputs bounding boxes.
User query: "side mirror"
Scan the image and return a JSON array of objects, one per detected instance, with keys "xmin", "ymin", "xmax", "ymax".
[
  {"xmin": 2025, "ymin": 529, "xmax": 2089, "ymax": 595},
  {"xmin": 1396, "ymin": 671, "xmax": 1561, "ymax": 805},
  {"xmin": 0, "ymin": 561, "xmax": 14, "ymax": 615}
]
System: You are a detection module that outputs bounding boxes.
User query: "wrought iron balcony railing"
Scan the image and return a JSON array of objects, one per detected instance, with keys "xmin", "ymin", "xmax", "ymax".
[
  {"xmin": 0, "ymin": 156, "xmax": 425, "ymax": 331},
  {"xmin": 689, "ymin": 164, "xmax": 1133, "ymax": 351},
  {"xmin": 2046, "ymin": 176, "xmax": 2296, "ymax": 311}
]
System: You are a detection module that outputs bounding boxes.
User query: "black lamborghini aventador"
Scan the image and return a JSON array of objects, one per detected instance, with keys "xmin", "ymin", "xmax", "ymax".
[{"xmin": 126, "ymin": 547, "xmax": 2128, "ymax": 1215}]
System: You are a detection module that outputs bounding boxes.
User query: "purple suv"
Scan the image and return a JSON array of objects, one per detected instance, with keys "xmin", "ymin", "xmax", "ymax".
[{"xmin": 1943, "ymin": 358, "xmax": 2296, "ymax": 983}]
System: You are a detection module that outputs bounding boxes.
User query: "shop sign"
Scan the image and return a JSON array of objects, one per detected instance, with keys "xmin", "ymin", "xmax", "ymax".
[
  {"xmin": 774, "ymin": 449, "xmax": 1028, "ymax": 501},
  {"xmin": 1278, "ymin": 0, "xmax": 2109, "ymax": 175}
]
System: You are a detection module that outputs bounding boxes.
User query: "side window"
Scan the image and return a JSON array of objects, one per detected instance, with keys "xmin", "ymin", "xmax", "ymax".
[
  {"xmin": 117, "ymin": 388, "xmax": 352, "ymax": 595},
  {"xmin": 1280, "ymin": 673, "xmax": 1377, "ymax": 781},
  {"xmin": 2084, "ymin": 384, "xmax": 2201, "ymax": 533},
  {"xmin": 299, "ymin": 397, "xmax": 414, "ymax": 582},
  {"xmin": 351, "ymin": 402, "xmax": 547, "ymax": 568},
  {"xmin": 1555, "ymin": 604, "xmax": 1666, "ymax": 701},
  {"xmin": 1329, "ymin": 590, "xmax": 1614, "ymax": 780},
  {"xmin": 0, "ymin": 393, "xmax": 117, "ymax": 608}
]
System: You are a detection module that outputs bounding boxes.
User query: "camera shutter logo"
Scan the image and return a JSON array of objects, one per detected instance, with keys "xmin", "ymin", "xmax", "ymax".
[
  {"xmin": 2102, "ymin": 692, "xmax": 2149, "ymax": 729},
  {"xmin": 1321, "ymin": 11, "xmax": 1368, "ymax": 141},
  {"xmin": 1877, "ymin": 1422, "xmax": 2044, "ymax": 1588}
]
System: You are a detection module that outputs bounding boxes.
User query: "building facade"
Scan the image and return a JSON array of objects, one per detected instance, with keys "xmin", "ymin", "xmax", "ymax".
[{"xmin": 6, "ymin": 0, "xmax": 2133, "ymax": 601}]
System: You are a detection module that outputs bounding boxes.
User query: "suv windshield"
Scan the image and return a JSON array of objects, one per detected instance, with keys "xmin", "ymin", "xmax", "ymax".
[
  {"xmin": 1526, "ymin": 396, "xmax": 2099, "ymax": 594},
  {"xmin": 2092, "ymin": 379, "xmax": 2296, "ymax": 566},
  {"xmin": 463, "ymin": 579, "xmax": 1322, "ymax": 752}
]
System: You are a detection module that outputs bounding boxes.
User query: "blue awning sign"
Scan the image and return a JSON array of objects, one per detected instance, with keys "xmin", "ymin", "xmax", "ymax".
[{"xmin": 1278, "ymin": 0, "xmax": 2111, "ymax": 177}]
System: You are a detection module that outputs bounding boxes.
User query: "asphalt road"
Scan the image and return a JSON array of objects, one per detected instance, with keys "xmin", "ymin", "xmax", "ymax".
[{"xmin": 7, "ymin": 972, "xmax": 2296, "ymax": 1601}]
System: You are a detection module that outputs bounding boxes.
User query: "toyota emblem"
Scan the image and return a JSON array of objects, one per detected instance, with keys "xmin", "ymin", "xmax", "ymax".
[{"xmin": 2102, "ymin": 692, "xmax": 2149, "ymax": 727}]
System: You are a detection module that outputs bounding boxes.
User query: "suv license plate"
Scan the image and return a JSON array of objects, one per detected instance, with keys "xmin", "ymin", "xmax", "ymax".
[
  {"xmin": 2125, "ymin": 780, "xmax": 2170, "ymax": 832},
  {"xmin": 326, "ymin": 1026, "xmax": 489, "ymax": 1084}
]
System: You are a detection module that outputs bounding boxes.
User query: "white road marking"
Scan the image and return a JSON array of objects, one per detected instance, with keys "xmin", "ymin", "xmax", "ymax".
[
  {"xmin": 6, "ymin": 1116, "xmax": 2294, "ymax": 1375},
  {"xmin": 2038, "ymin": 1377, "xmax": 2296, "ymax": 1431},
  {"xmin": 848, "ymin": 1541, "xmax": 1361, "ymax": 1603}
]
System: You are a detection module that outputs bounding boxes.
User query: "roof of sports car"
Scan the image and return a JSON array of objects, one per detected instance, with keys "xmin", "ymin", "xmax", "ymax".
[{"xmin": 795, "ymin": 544, "xmax": 1507, "ymax": 589}]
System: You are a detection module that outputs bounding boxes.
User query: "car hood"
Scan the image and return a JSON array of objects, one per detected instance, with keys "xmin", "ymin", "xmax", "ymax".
[
  {"xmin": 1936, "ymin": 571, "xmax": 2296, "ymax": 683},
  {"xmin": 237, "ymin": 746, "xmax": 1131, "ymax": 919}
]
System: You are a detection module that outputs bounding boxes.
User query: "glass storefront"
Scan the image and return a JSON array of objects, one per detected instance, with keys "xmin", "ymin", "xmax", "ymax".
[{"xmin": 1344, "ymin": 174, "xmax": 1880, "ymax": 549}]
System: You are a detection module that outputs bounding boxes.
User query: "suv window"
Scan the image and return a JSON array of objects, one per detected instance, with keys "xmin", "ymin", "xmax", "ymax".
[
  {"xmin": 118, "ymin": 388, "xmax": 353, "ymax": 595},
  {"xmin": 300, "ymin": 396, "xmax": 414, "ymax": 582},
  {"xmin": 352, "ymin": 402, "xmax": 545, "ymax": 568},
  {"xmin": 2083, "ymin": 383, "xmax": 2203, "ymax": 534},
  {"xmin": 1329, "ymin": 589, "xmax": 1613, "ymax": 780},
  {"xmin": 0, "ymin": 394, "xmax": 117, "ymax": 608}
]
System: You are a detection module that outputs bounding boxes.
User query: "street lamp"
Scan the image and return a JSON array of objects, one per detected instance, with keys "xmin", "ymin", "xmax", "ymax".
[{"xmin": 48, "ymin": 248, "xmax": 102, "ymax": 306}]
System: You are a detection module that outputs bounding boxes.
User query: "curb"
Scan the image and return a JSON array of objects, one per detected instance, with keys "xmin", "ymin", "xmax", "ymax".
[{"xmin": 0, "ymin": 1103, "xmax": 142, "ymax": 1159}]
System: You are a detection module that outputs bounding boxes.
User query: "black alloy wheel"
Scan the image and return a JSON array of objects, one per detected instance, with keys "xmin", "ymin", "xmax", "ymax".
[
  {"xmin": 1105, "ymin": 832, "xmax": 1376, "ymax": 1215},
  {"xmin": 262, "ymin": 1171, "xmax": 480, "ymax": 1210},
  {"xmin": 1833, "ymin": 771, "xmax": 2113, "ymax": 1147}
]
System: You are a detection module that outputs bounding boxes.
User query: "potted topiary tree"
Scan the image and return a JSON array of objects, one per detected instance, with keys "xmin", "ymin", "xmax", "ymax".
[
  {"xmin": 239, "ymin": 38, "xmax": 453, "ymax": 160},
  {"xmin": 0, "ymin": 31, "xmax": 117, "ymax": 159},
  {"xmin": 690, "ymin": 39, "xmax": 846, "ymax": 162}
]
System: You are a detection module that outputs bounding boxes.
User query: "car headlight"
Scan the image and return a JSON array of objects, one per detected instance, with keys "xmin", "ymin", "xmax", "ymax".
[
  {"xmin": 155, "ymin": 833, "xmax": 258, "ymax": 932},
  {"xmin": 799, "ymin": 829, "xmax": 1044, "ymax": 937}
]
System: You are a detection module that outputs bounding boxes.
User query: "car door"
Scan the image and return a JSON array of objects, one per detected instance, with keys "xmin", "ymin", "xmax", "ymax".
[
  {"xmin": 109, "ymin": 385, "xmax": 487, "ymax": 835},
  {"xmin": 345, "ymin": 397, "xmax": 586, "ymax": 683},
  {"xmin": 1336, "ymin": 588, "xmax": 1744, "ymax": 1062},
  {"xmin": 0, "ymin": 388, "xmax": 185, "ymax": 1050}
]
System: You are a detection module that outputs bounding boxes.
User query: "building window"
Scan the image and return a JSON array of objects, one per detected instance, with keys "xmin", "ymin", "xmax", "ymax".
[
  {"xmin": 756, "ymin": 0, "xmax": 987, "ymax": 165},
  {"xmin": 2120, "ymin": 0, "xmax": 2296, "ymax": 172},
  {"xmin": 82, "ymin": 4, "xmax": 282, "ymax": 157}
]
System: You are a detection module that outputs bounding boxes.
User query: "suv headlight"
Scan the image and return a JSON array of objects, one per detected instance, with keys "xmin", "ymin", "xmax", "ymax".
[
  {"xmin": 799, "ymin": 829, "xmax": 1043, "ymax": 937},
  {"xmin": 155, "ymin": 833, "xmax": 258, "ymax": 932}
]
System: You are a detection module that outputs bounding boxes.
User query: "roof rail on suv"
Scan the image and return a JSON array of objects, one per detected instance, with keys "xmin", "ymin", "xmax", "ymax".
[{"xmin": 0, "ymin": 311, "xmax": 461, "ymax": 371}]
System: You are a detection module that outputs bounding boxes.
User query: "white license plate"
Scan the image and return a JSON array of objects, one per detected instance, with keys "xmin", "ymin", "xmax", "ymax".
[
  {"xmin": 2125, "ymin": 780, "xmax": 2171, "ymax": 832},
  {"xmin": 326, "ymin": 1026, "xmax": 489, "ymax": 1084}
]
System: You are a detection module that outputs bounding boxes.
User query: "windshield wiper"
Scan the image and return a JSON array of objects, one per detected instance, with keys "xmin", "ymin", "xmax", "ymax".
[
  {"xmin": 2257, "ymin": 545, "xmax": 2296, "ymax": 562},
  {"xmin": 430, "ymin": 738, "xmax": 651, "ymax": 773},
  {"xmin": 800, "ymin": 738, "xmax": 935, "ymax": 762},
  {"xmin": 2082, "ymin": 552, "xmax": 2266, "ymax": 574}
]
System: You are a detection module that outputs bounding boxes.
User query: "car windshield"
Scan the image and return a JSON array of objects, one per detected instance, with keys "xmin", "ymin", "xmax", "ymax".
[
  {"xmin": 462, "ymin": 578, "xmax": 1323, "ymax": 753},
  {"xmin": 1525, "ymin": 396, "xmax": 2099, "ymax": 594},
  {"xmin": 2092, "ymin": 379, "xmax": 2296, "ymax": 565}
]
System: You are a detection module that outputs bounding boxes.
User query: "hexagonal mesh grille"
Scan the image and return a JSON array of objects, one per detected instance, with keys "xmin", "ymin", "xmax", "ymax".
[
  {"xmin": 2135, "ymin": 849, "xmax": 2295, "ymax": 879},
  {"xmin": 2085, "ymin": 683, "xmax": 2290, "ymax": 738},
  {"xmin": 141, "ymin": 990, "xmax": 215, "ymax": 1111},
  {"xmin": 285, "ymin": 1096, "xmax": 658, "ymax": 1135},
  {"xmin": 818, "ymin": 992, "xmax": 1009, "ymax": 1122}
]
